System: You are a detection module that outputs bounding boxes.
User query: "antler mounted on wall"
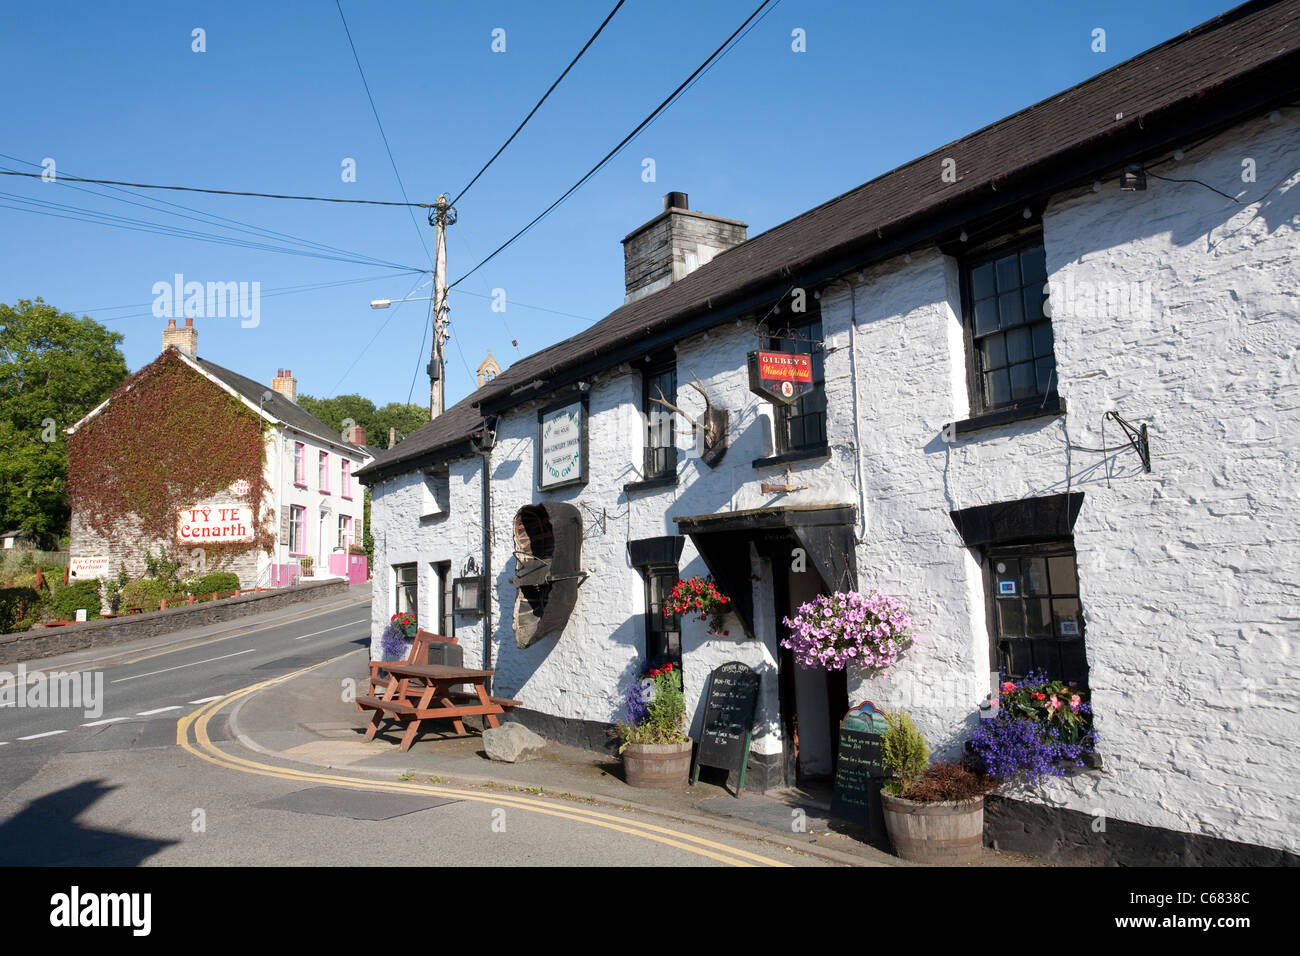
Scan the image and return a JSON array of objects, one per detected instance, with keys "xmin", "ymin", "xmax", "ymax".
[{"xmin": 649, "ymin": 369, "xmax": 729, "ymax": 468}]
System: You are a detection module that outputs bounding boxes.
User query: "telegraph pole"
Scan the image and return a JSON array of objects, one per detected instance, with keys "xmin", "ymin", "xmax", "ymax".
[{"xmin": 428, "ymin": 193, "xmax": 456, "ymax": 419}]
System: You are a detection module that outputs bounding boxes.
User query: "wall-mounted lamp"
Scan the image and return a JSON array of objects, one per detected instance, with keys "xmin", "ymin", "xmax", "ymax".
[{"xmin": 1119, "ymin": 165, "xmax": 1147, "ymax": 191}]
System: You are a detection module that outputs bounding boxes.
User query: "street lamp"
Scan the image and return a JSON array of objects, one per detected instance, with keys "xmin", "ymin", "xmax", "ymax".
[{"xmin": 370, "ymin": 295, "xmax": 438, "ymax": 310}]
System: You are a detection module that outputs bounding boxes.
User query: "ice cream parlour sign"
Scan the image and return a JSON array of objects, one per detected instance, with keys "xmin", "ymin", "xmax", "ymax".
[
  {"xmin": 176, "ymin": 504, "xmax": 254, "ymax": 542},
  {"xmin": 537, "ymin": 399, "xmax": 587, "ymax": 490}
]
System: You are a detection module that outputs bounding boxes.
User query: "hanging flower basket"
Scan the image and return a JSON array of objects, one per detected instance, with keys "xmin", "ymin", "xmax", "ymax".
[
  {"xmin": 378, "ymin": 612, "xmax": 417, "ymax": 660},
  {"xmin": 781, "ymin": 589, "xmax": 915, "ymax": 674},
  {"xmin": 665, "ymin": 575, "xmax": 732, "ymax": 636}
]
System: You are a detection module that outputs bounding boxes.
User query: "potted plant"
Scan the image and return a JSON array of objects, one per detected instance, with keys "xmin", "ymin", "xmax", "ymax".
[
  {"xmin": 379, "ymin": 611, "xmax": 417, "ymax": 661},
  {"xmin": 613, "ymin": 662, "xmax": 692, "ymax": 788},
  {"xmin": 879, "ymin": 710, "xmax": 994, "ymax": 864},
  {"xmin": 781, "ymin": 589, "xmax": 915, "ymax": 673},
  {"xmin": 665, "ymin": 576, "xmax": 731, "ymax": 635}
]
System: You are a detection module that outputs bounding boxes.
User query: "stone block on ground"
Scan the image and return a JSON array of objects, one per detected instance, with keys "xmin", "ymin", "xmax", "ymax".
[{"xmin": 483, "ymin": 722, "xmax": 547, "ymax": 763}]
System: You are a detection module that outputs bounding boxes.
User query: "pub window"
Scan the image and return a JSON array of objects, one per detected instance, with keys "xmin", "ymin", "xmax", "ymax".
[
  {"xmin": 642, "ymin": 354, "xmax": 678, "ymax": 480},
  {"xmin": 766, "ymin": 314, "xmax": 827, "ymax": 453},
  {"xmin": 962, "ymin": 236, "xmax": 1057, "ymax": 414},
  {"xmin": 987, "ymin": 541, "xmax": 1089, "ymax": 686},
  {"xmin": 644, "ymin": 566, "xmax": 682, "ymax": 671},
  {"xmin": 394, "ymin": 563, "xmax": 418, "ymax": 617}
]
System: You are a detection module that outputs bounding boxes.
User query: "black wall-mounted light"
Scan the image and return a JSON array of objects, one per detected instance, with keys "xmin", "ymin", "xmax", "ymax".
[
  {"xmin": 453, "ymin": 575, "xmax": 486, "ymax": 615},
  {"xmin": 1119, "ymin": 165, "xmax": 1147, "ymax": 191}
]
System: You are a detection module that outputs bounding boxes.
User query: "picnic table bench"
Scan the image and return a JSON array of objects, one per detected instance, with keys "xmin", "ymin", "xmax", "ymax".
[{"xmin": 355, "ymin": 663, "xmax": 522, "ymax": 751}]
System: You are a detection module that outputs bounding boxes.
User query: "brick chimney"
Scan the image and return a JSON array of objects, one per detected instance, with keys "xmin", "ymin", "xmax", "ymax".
[
  {"xmin": 271, "ymin": 368, "xmax": 297, "ymax": 403},
  {"xmin": 343, "ymin": 424, "xmax": 367, "ymax": 447},
  {"xmin": 622, "ymin": 192, "xmax": 746, "ymax": 303},
  {"xmin": 162, "ymin": 317, "xmax": 198, "ymax": 358}
]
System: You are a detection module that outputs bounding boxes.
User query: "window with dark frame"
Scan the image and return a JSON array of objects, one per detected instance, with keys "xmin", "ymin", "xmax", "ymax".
[
  {"xmin": 987, "ymin": 541, "xmax": 1089, "ymax": 686},
  {"xmin": 642, "ymin": 356, "xmax": 678, "ymax": 480},
  {"xmin": 766, "ymin": 314, "xmax": 827, "ymax": 453},
  {"xmin": 394, "ymin": 563, "xmax": 418, "ymax": 617},
  {"xmin": 644, "ymin": 567, "xmax": 682, "ymax": 670},
  {"xmin": 962, "ymin": 236, "xmax": 1057, "ymax": 414}
]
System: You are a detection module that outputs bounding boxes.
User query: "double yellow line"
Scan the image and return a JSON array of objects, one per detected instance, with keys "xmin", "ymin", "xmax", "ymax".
[{"xmin": 177, "ymin": 657, "xmax": 792, "ymax": 867}]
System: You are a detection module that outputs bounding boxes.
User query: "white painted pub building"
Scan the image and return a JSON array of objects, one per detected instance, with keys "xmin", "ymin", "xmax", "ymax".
[{"xmin": 359, "ymin": 3, "xmax": 1299, "ymax": 865}]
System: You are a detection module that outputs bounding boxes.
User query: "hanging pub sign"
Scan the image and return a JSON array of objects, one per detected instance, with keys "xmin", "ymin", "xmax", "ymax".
[
  {"xmin": 176, "ymin": 504, "xmax": 254, "ymax": 542},
  {"xmin": 537, "ymin": 398, "xmax": 587, "ymax": 490},
  {"xmin": 747, "ymin": 350, "xmax": 813, "ymax": 405}
]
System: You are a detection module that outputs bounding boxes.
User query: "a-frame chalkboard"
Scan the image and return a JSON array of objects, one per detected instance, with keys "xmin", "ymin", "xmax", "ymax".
[
  {"xmin": 829, "ymin": 701, "xmax": 889, "ymax": 846},
  {"xmin": 690, "ymin": 662, "xmax": 761, "ymax": 796}
]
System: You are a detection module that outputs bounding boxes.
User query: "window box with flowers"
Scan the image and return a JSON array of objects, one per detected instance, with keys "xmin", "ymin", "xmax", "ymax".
[{"xmin": 612, "ymin": 662, "xmax": 692, "ymax": 788}]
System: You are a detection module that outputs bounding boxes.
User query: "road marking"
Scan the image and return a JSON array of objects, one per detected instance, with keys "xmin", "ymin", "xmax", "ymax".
[
  {"xmin": 111, "ymin": 647, "xmax": 257, "ymax": 683},
  {"xmin": 177, "ymin": 659, "xmax": 791, "ymax": 868},
  {"xmin": 17, "ymin": 730, "xmax": 66, "ymax": 741},
  {"xmin": 189, "ymin": 696, "xmax": 224, "ymax": 704},
  {"xmin": 137, "ymin": 706, "xmax": 182, "ymax": 716},
  {"xmin": 293, "ymin": 619, "xmax": 369, "ymax": 640},
  {"xmin": 0, "ymin": 741, "xmax": 8, "ymax": 746},
  {"xmin": 82, "ymin": 717, "xmax": 132, "ymax": 727}
]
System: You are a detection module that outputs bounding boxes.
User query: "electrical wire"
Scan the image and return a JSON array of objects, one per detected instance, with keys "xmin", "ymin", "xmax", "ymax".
[
  {"xmin": 450, "ymin": 0, "xmax": 625, "ymax": 206},
  {"xmin": 0, "ymin": 168, "xmax": 430, "ymax": 207},
  {"xmin": 449, "ymin": 0, "xmax": 775, "ymax": 290},
  {"xmin": 0, "ymin": 152, "xmax": 423, "ymax": 272}
]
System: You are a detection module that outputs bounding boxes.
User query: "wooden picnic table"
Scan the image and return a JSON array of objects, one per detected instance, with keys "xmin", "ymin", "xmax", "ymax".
[{"xmin": 355, "ymin": 663, "xmax": 521, "ymax": 752}]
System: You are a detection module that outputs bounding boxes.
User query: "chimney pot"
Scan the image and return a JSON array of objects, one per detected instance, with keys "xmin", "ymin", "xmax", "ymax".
[
  {"xmin": 185, "ymin": 316, "xmax": 194, "ymax": 328},
  {"xmin": 167, "ymin": 318, "xmax": 177, "ymax": 329}
]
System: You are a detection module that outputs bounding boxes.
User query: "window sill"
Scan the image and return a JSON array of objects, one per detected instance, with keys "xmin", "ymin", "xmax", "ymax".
[
  {"xmin": 945, "ymin": 394, "xmax": 1065, "ymax": 438},
  {"xmin": 752, "ymin": 444, "xmax": 831, "ymax": 469},
  {"xmin": 341, "ymin": 495, "xmax": 353, "ymax": 502},
  {"xmin": 319, "ymin": 490, "xmax": 331, "ymax": 495},
  {"xmin": 623, "ymin": 474, "xmax": 678, "ymax": 494},
  {"xmin": 294, "ymin": 482, "xmax": 308, "ymax": 489}
]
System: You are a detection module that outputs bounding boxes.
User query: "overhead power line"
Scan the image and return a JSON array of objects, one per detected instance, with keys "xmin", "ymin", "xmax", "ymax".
[
  {"xmin": 0, "ymin": 168, "xmax": 431, "ymax": 207},
  {"xmin": 450, "ymin": 0, "xmax": 625, "ymax": 206},
  {"xmin": 449, "ymin": 0, "xmax": 774, "ymax": 290}
]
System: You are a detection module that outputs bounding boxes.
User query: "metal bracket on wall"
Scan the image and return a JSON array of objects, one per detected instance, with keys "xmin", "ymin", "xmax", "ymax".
[
  {"xmin": 1104, "ymin": 411, "xmax": 1152, "ymax": 473},
  {"xmin": 580, "ymin": 504, "xmax": 607, "ymax": 536}
]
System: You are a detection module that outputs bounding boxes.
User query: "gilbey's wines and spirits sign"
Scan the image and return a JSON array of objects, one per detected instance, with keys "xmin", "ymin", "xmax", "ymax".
[{"xmin": 747, "ymin": 351, "xmax": 813, "ymax": 405}]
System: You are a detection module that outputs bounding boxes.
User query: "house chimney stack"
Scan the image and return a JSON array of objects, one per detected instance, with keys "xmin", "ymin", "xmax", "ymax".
[
  {"xmin": 343, "ymin": 424, "xmax": 367, "ymax": 447},
  {"xmin": 622, "ymin": 192, "xmax": 746, "ymax": 303},
  {"xmin": 271, "ymin": 368, "xmax": 297, "ymax": 403},
  {"xmin": 162, "ymin": 316, "xmax": 198, "ymax": 358}
]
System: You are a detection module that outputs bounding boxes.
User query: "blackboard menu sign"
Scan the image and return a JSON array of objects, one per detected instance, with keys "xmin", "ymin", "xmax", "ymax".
[
  {"xmin": 691, "ymin": 662, "xmax": 761, "ymax": 796},
  {"xmin": 829, "ymin": 701, "xmax": 889, "ymax": 845}
]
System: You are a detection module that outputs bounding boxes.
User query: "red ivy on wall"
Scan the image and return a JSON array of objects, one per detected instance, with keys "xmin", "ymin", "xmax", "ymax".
[{"xmin": 66, "ymin": 350, "xmax": 274, "ymax": 561}]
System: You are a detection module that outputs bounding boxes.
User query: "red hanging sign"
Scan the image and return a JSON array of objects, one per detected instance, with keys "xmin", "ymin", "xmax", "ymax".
[{"xmin": 747, "ymin": 350, "xmax": 813, "ymax": 405}]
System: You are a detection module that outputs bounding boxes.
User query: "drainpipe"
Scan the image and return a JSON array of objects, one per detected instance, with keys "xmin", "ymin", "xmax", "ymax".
[{"xmin": 480, "ymin": 448, "xmax": 493, "ymax": 681}]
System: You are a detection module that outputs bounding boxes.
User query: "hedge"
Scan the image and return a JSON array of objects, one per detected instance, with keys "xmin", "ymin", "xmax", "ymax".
[
  {"xmin": 49, "ymin": 580, "xmax": 103, "ymax": 621},
  {"xmin": 0, "ymin": 586, "xmax": 41, "ymax": 634},
  {"xmin": 188, "ymin": 571, "xmax": 241, "ymax": 598}
]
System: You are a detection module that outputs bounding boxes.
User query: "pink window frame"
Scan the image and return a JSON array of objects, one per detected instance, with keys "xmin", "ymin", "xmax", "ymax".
[
  {"xmin": 338, "ymin": 514, "xmax": 353, "ymax": 549},
  {"xmin": 319, "ymin": 450, "xmax": 330, "ymax": 493},
  {"xmin": 293, "ymin": 442, "xmax": 306, "ymax": 487},
  {"xmin": 341, "ymin": 460, "xmax": 352, "ymax": 499}
]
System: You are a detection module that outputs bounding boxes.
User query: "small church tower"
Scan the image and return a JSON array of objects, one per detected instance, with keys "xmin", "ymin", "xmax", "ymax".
[{"xmin": 476, "ymin": 350, "xmax": 503, "ymax": 389}]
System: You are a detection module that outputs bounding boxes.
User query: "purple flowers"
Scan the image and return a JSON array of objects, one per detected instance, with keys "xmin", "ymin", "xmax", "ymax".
[
  {"xmin": 969, "ymin": 677, "xmax": 1098, "ymax": 787},
  {"xmin": 623, "ymin": 677, "xmax": 652, "ymax": 725},
  {"xmin": 379, "ymin": 622, "xmax": 412, "ymax": 660},
  {"xmin": 780, "ymin": 590, "xmax": 915, "ymax": 674}
]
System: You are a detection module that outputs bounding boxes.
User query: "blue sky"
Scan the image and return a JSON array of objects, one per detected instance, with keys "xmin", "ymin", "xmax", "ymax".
[{"xmin": 1, "ymin": 0, "xmax": 1236, "ymax": 410}]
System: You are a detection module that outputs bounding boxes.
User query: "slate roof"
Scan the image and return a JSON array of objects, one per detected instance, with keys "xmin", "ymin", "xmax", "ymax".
[
  {"xmin": 193, "ymin": 358, "xmax": 366, "ymax": 454},
  {"xmin": 356, "ymin": 0, "xmax": 1300, "ymax": 484}
]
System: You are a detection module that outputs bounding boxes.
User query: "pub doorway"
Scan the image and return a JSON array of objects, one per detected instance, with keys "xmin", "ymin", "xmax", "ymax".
[{"xmin": 777, "ymin": 562, "xmax": 848, "ymax": 784}]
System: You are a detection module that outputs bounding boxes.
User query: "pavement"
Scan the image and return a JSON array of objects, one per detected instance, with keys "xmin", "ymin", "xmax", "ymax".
[{"xmin": 221, "ymin": 648, "xmax": 1044, "ymax": 867}]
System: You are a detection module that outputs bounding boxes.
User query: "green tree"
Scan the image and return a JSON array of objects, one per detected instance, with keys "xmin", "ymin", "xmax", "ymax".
[
  {"xmin": 297, "ymin": 393, "xmax": 429, "ymax": 448},
  {"xmin": 0, "ymin": 299, "xmax": 129, "ymax": 543}
]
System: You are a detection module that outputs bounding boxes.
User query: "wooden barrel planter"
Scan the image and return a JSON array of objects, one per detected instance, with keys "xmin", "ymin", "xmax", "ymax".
[
  {"xmin": 621, "ymin": 740, "xmax": 693, "ymax": 789},
  {"xmin": 880, "ymin": 792, "xmax": 985, "ymax": 864}
]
